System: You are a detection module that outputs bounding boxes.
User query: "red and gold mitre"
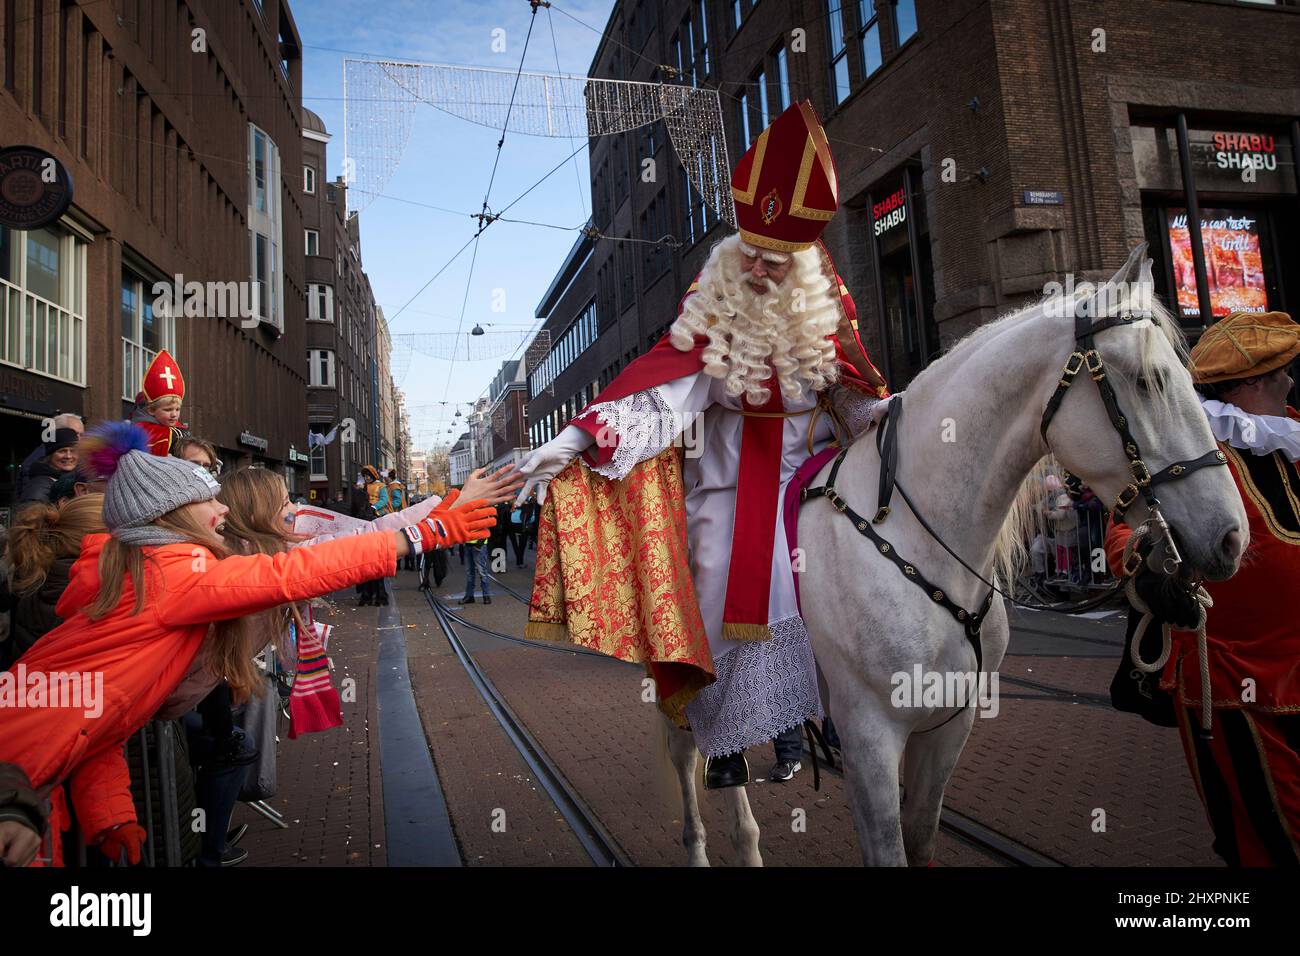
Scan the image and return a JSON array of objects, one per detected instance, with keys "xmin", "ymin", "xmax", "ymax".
[
  {"xmin": 731, "ymin": 100, "xmax": 838, "ymax": 253},
  {"xmin": 141, "ymin": 349, "xmax": 186, "ymax": 403}
]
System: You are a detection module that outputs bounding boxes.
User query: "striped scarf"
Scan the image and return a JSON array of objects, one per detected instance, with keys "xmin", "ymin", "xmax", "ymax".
[{"xmin": 288, "ymin": 606, "xmax": 343, "ymax": 739}]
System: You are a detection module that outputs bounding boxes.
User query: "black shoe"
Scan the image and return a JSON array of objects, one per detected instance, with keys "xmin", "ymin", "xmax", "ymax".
[
  {"xmin": 357, "ymin": 595, "xmax": 371, "ymax": 607},
  {"xmin": 378, "ymin": 593, "xmax": 389, "ymax": 606},
  {"xmin": 768, "ymin": 760, "xmax": 802, "ymax": 783},
  {"xmin": 459, "ymin": 595, "xmax": 475, "ymax": 605},
  {"xmin": 482, "ymin": 596, "xmax": 492, "ymax": 605},
  {"xmin": 227, "ymin": 823, "xmax": 249, "ymax": 847},
  {"xmin": 210, "ymin": 729, "xmax": 259, "ymax": 769},
  {"xmin": 220, "ymin": 846, "xmax": 248, "ymax": 867},
  {"xmin": 704, "ymin": 751, "xmax": 749, "ymax": 790}
]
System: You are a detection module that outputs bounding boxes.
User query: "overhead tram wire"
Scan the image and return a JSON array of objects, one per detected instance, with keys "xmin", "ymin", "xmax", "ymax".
[{"xmin": 440, "ymin": 0, "xmax": 543, "ymax": 403}]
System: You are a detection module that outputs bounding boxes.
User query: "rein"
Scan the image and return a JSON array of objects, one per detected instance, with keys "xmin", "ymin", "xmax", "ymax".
[{"xmin": 802, "ymin": 308, "xmax": 1228, "ymax": 734}]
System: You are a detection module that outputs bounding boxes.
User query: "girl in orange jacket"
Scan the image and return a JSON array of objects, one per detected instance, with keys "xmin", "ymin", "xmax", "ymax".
[{"xmin": 0, "ymin": 423, "xmax": 496, "ymax": 865}]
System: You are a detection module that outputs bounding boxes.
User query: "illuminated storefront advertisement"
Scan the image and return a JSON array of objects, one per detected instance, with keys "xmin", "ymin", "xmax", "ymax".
[
  {"xmin": 1167, "ymin": 207, "xmax": 1269, "ymax": 318},
  {"xmin": 1134, "ymin": 119, "xmax": 1297, "ymax": 326}
]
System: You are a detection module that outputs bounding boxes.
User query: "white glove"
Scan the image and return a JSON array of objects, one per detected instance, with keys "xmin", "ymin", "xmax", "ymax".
[{"xmin": 515, "ymin": 425, "xmax": 594, "ymax": 506}]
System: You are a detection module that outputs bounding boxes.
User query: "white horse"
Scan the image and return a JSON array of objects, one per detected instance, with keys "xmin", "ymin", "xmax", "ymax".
[{"xmin": 664, "ymin": 245, "xmax": 1248, "ymax": 866}]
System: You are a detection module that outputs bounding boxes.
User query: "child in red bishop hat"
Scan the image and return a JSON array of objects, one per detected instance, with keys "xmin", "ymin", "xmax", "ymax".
[{"xmin": 131, "ymin": 349, "xmax": 190, "ymax": 456}]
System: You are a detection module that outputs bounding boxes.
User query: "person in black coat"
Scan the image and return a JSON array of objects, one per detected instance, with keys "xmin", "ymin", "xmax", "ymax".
[{"xmin": 17, "ymin": 429, "xmax": 81, "ymax": 510}]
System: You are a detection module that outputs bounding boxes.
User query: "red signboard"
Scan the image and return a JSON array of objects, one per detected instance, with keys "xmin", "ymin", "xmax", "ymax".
[{"xmin": 1167, "ymin": 207, "xmax": 1269, "ymax": 319}]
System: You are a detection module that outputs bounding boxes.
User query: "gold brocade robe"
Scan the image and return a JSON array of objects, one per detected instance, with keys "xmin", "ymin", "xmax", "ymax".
[{"xmin": 526, "ymin": 448, "xmax": 714, "ymax": 725}]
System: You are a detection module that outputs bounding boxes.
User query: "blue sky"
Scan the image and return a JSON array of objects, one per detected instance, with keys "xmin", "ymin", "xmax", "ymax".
[{"xmin": 298, "ymin": 0, "xmax": 614, "ymax": 452}]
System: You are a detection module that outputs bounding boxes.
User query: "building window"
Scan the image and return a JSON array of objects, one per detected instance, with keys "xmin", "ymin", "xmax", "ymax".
[
  {"xmin": 248, "ymin": 124, "xmax": 283, "ymax": 329},
  {"xmin": 893, "ymin": 0, "xmax": 918, "ymax": 45},
  {"xmin": 0, "ymin": 225, "xmax": 87, "ymax": 386},
  {"xmin": 751, "ymin": 66, "xmax": 769, "ymax": 132},
  {"xmin": 308, "ymin": 425, "xmax": 328, "ymax": 480},
  {"xmin": 307, "ymin": 283, "xmax": 334, "ymax": 322},
  {"xmin": 694, "ymin": 0, "xmax": 710, "ymax": 79},
  {"xmin": 858, "ymin": 0, "xmax": 884, "ymax": 78},
  {"xmin": 304, "ymin": 165, "xmax": 316, "ymax": 194},
  {"xmin": 732, "ymin": 0, "xmax": 742, "ymax": 32},
  {"xmin": 121, "ymin": 267, "xmax": 177, "ymax": 401},
  {"xmin": 737, "ymin": 91, "xmax": 751, "ymax": 146},
  {"xmin": 828, "ymin": 1, "xmax": 852, "ymax": 105},
  {"xmin": 308, "ymin": 348, "xmax": 336, "ymax": 388},
  {"xmin": 305, "ymin": 229, "xmax": 320, "ymax": 257},
  {"xmin": 776, "ymin": 46, "xmax": 791, "ymax": 110}
]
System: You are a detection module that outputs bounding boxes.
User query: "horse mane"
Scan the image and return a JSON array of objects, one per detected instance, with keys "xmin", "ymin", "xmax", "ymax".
[{"xmin": 903, "ymin": 285, "xmax": 1186, "ymax": 589}]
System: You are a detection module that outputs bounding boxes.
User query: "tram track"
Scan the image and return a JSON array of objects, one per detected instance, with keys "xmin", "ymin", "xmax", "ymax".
[
  {"xmin": 800, "ymin": 742, "xmax": 1065, "ymax": 867},
  {"xmin": 423, "ymin": 590, "xmax": 630, "ymax": 867},
  {"xmin": 434, "ymin": 593, "xmax": 1070, "ymax": 868}
]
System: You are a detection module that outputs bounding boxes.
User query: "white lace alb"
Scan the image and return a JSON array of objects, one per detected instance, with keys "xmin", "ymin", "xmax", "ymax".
[{"xmin": 684, "ymin": 615, "xmax": 824, "ymax": 758}]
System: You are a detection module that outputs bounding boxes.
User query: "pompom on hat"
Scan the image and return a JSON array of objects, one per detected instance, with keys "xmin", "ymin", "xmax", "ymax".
[
  {"xmin": 1190, "ymin": 311, "xmax": 1300, "ymax": 384},
  {"xmin": 79, "ymin": 421, "xmax": 220, "ymax": 543}
]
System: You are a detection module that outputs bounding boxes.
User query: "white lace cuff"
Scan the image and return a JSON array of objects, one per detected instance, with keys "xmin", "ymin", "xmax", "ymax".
[
  {"xmin": 831, "ymin": 384, "xmax": 885, "ymax": 440},
  {"xmin": 577, "ymin": 385, "xmax": 679, "ymax": 480}
]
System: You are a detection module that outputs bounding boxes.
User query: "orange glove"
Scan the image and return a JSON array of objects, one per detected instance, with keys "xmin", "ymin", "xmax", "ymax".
[
  {"xmin": 403, "ymin": 498, "xmax": 496, "ymax": 552},
  {"xmin": 436, "ymin": 488, "xmax": 461, "ymax": 509},
  {"xmin": 97, "ymin": 822, "xmax": 146, "ymax": 865}
]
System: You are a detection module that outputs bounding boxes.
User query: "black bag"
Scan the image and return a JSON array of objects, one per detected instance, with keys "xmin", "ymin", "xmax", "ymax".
[{"xmin": 1109, "ymin": 606, "xmax": 1177, "ymax": 727}]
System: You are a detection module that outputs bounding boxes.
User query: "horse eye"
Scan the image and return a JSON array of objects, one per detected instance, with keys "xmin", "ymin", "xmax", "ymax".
[{"xmin": 1135, "ymin": 377, "xmax": 1149, "ymax": 393}]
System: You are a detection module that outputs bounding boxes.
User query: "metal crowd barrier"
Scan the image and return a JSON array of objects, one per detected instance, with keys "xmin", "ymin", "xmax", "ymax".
[{"xmin": 1017, "ymin": 456, "xmax": 1117, "ymax": 605}]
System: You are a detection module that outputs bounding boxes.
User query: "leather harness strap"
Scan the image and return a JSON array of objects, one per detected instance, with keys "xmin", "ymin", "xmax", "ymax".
[
  {"xmin": 802, "ymin": 430, "xmax": 993, "ymax": 673},
  {"xmin": 873, "ymin": 393, "xmax": 902, "ymax": 524},
  {"xmin": 799, "ymin": 307, "xmax": 1230, "ymax": 687}
]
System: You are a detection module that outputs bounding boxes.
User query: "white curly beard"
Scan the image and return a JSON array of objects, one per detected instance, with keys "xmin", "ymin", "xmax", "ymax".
[{"xmin": 667, "ymin": 234, "xmax": 841, "ymax": 406}]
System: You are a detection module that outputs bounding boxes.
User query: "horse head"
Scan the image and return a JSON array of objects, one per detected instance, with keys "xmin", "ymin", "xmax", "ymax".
[{"xmin": 1041, "ymin": 243, "xmax": 1248, "ymax": 581}]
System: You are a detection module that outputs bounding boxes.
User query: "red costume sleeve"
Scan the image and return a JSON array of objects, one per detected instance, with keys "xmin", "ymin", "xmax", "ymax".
[{"xmin": 1104, "ymin": 516, "xmax": 1134, "ymax": 578}]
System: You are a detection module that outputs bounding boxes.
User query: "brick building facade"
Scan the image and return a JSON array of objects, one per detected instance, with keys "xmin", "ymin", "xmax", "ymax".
[
  {"xmin": 527, "ymin": 0, "xmax": 1299, "ymax": 443},
  {"xmin": 301, "ymin": 106, "xmax": 385, "ymax": 502},
  {"xmin": 0, "ymin": 0, "xmax": 313, "ymax": 516}
]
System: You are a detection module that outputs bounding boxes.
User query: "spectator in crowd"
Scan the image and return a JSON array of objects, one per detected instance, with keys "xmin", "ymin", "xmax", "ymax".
[
  {"xmin": 18, "ymin": 428, "xmax": 81, "ymax": 507},
  {"xmin": 178, "ymin": 437, "xmax": 221, "ymax": 476},
  {"xmin": 0, "ymin": 421, "xmax": 497, "ymax": 865},
  {"xmin": 2, "ymin": 495, "xmax": 106, "ymax": 669},
  {"xmin": 130, "ymin": 350, "xmax": 189, "ymax": 457},
  {"xmin": 15, "ymin": 413, "xmax": 83, "ymax": 500}
]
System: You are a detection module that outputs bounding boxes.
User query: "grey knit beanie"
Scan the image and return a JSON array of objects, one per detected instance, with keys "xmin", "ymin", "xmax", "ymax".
[{"xmin": 103, "ymin": 449, "xmax": 222, "ymax": 543}]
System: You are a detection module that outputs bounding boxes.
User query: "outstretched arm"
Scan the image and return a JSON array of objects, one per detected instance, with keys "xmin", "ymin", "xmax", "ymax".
[{"xmin": 159, "ymin": 504, "xmax": 497, "ymax": 626}]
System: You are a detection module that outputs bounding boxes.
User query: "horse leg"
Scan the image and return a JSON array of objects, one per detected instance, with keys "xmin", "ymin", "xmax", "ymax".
[
  {"xmin": 664, "ymin": 717, "xmax": 710, "ymax": 867},
  {"xmin": 900, "ymin": 709, "xmax": 976, "ymax": 866},
  {"xmin": 836, "ymin": 703, "xmax": 909, "ymax": 866},
  {"xmin": 719, "ymin": 784, "xmax": 762, "ymax": 866}
]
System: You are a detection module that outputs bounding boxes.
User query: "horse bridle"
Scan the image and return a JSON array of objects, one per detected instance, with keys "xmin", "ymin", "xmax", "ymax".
[
  {"xmin": 1038, "ymin": 309, "xmax": 1228, "ymax": 575},
  {"xmin": 802, "ymin": 307, "xmax": 1229, "ymax": 682}
]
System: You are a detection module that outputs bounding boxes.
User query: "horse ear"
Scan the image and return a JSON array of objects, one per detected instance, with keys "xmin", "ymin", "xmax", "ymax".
[
  {"xmin": 1083, "ymin": 242, "xmax": 1149, "ymax": 318},
  {"xmin": 1107, "ymin": 241, "xmax": 1147, "ymax": 289},
  {"xmin": 1135, "ymin": 252, "xmax": 1156, "ymax": 317}
]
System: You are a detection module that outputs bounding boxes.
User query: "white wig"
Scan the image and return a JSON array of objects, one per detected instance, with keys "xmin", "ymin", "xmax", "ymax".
[{"xmin": 668, "ymin": 233, "xmax": 841, "ymax": 405}]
